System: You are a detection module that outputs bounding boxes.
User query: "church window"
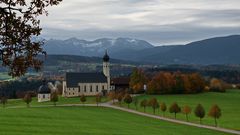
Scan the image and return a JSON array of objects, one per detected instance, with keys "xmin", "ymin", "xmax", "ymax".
[
  {"xmin": 90, "ymin": 85, "xmax": 93, "ymax": 92},
  {"xmin": 96, "ymin": 85, "xmax": 99, "ymax": 92},
  {"xmin": 43, "ymin": 95, "xmax": 45, "ymax": 98},
  {"xmin": 79, "ymin": 86, "xmax": 81, "ymax": 92},
  {"xmin": 84, "ymin": 85, "xmax": 86, "ymax": 92},
  {"xmin": 102, "ymin": 85, "xmax": 105, "ymax": 90}
]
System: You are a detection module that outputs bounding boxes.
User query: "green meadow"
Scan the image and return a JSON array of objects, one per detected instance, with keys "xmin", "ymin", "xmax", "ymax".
[
  {"xmin": 0, "ymin": 107, "xmax": 232, "ymax": 135},
  {"xmin": 121, "ymin": 89, "xmax": 240, "ymax": 130}
]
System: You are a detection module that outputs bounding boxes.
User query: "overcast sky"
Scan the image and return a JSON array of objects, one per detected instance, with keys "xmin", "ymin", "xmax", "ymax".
[{"xmin": 40, "ymin": 0, "xmax": 240, "ymax": 45}]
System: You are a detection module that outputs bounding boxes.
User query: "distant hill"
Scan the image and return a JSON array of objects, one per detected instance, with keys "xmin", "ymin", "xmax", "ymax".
[
  {"xmin": 43, "ymin": 35, "xmax": 240, "ymax": 65},
  {"xmin": 44, "ymin": 37, "xmax": 154, "ymax": 58},
  {"xmin": 40, "ymin": 55, "xmax": 138, "ymax": 66},
  {"xmin": 133, "ymin": 35, "xmax": 240, "ymax": 64}
]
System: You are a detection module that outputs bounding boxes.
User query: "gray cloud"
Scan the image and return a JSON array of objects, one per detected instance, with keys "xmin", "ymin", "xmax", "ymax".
[{"xmin": 40, "ymin": 0, "xmax": 240, "ymax": 45}]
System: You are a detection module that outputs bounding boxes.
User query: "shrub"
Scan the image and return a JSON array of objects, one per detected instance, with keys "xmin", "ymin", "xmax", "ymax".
[
  {"xmin": 182, "ymin": 105, "xmax": 192, "ymax": 121},
  {"xmin": 148, "ymin": 98, "xmax": 159, "ymax": 114},
  {"xmin": 124, "ymin": 94, "xmax": 132, "ymax": 108},
  {"xmin": 51, "ymin": 91, "xmax": 59, "ymax": 106},
  {"xmin": 169, "ymin": 102, "xmax": 181, "ymax": 119},
  {"xmin": 208, "ymin": 104, "xmax": 221, "ymax": 127},
  {"xmin": 160, "ymin": 102, "xmax": 167, "ymax": 116},
  {"xmin": 194, "ymin": 104, "xmax": 205, "ymax": 124},
  {"xmin": 23, "ymin": 92, "xmax": 32, "ymax": 107},
  {"xmin": 140, "ymin": 99, "xmax": 148, "ymax": 112}
]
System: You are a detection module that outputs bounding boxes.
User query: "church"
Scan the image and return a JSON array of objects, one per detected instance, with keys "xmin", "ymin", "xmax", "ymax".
[{"xmin": 62, "ymin": 51, "xmax": 111, "ymax": 97}]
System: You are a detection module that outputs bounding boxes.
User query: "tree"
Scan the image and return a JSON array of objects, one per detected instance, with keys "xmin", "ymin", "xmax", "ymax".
[
  {"xmin": 124, "ymin": 94, "xmax": 132, "ymax": 108},
  {"xmin": 117, "ymin": 92, "xmax": 124, "ymax": 106},
  {"xmin": 210, "ymin": 78, "xmax": 226, "ymax": 92},
  {"xmin": 80, "ymin": 94, "xmax": 86, "ymax": 105},
  {"xmin": 208, "ymin": 104, "xmax": 221, "ymax": 127},
  {"xmin": 140, "ymin": 99, "xmax": 148, "ymax": 112},
  {"xmin": 189, "ymin": 73, "xmax": 205, "ymax": 93},
  {"xmin": 194, "ymin": 104, "xmax": 205, "ymax": 124},
  {"xmin": 169, "ymin": 102, "xmax": 181, "ymax": 119},
  {"xmin": 0, "ymin": 96, "xmax": 7, "ymax": 108},
  {"xmin": 129, "ymin": 68, "xmax": 147, "ymax": 93},
  {"xmin": 160, "ymin": 102, "xmax": 167, "ymax": 116},
  {"xmin": 133, "ymin": 98, "xmax": 139, "ymax": 110},
  {"xmin": 182, "ymin": 105, "xmax": 192, "ymax": 121},
  {"xmin": 0, "ymin": 0, "xmax": 62, "ymax": 77},
  {"xmin": 23, "ymin": 92, "xmax": 32, "ymax": 107},
  {"xmin": 96, "ymin": 93, "xmax": 102, "ymax": 107},
  {"xmin": 108, "ymin": 91, "xmax": 116, "ymax": 103},
  {"xmin": 51, "ymin": 91, "xmax": 58, "ymax": 106},
  {"xmin": 148, "ymin": 98, "xmax": 159, "ymax": 114}
]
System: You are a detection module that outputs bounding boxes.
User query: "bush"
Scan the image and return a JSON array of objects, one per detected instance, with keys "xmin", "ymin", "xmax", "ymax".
[
  {"xmin": 169, "ymin": 102, "xmax": 181, "ymax": 119},
  {"xmin": 209, "ymin": 78, "xmax": 226, "ymax": 92},
  {"xmin": 194, "ymin": 104, "xmax": 205, "ymax": 124}
]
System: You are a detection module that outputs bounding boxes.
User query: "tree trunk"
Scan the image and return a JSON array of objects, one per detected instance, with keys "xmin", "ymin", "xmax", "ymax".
[
  {"xmin": 128, "ymin": 104, "xmax": 129, "ymax": 108},
  {"xmin": 215, "ymin": 117, "xmax": 217, "ymax": 127},
  {"xmin": 200, "ymin": 118, "xmax": 202, "ymax": 124},
  {"xmin": 144, "ymin": 107, "xmax": 146, "ymax": 112},
  {"xmin": 186, "ymin": 114, "xmax": 189, "ymax": 122},
  {"xmin": 153, "ymin": 108, "xmax": 155, "ymax": 114},
  {"xmin": 174, "ymin": 113, "xmax": 176, "ymax": 119}
]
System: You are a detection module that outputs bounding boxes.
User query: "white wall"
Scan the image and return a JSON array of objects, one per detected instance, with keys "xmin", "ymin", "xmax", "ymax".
[
  {"xmin": 63, "ymin": 82, "xmax": 108, "ymax": 97},
  {"xmin": 38, "ymin": 94, "xmax": 51, "ymax": 102}
]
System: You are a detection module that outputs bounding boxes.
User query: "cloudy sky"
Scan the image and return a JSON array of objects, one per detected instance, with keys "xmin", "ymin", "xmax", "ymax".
[{"xmin": 40, "ymin": 0, "xmax": 240, "ymax": 45}]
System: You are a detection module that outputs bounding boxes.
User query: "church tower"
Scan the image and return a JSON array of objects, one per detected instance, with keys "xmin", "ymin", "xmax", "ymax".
[{"xmin": 103, "ymin": 50, "xmax": 110, "ymax": 90}]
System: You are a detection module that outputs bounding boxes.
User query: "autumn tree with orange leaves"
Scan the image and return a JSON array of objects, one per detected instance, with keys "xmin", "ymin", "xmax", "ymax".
[{"xmin": 130, "ymin": 68, "xmax": 148, "ymax": 93}]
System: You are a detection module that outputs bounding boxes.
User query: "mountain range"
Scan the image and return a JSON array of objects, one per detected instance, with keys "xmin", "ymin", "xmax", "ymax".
[{"xmin": 43, "ymin": 35, "xmax": 240, "ymax": 65}]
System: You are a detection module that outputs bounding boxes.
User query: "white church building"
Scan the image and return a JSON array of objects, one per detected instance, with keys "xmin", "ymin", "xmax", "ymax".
[{"xmin": 62, "ymin": 51, "xmax": 111, "ymax": 97}]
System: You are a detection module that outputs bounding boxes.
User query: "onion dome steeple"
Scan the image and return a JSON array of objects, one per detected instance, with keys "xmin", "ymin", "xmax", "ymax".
[
  {"xmin": 103, "ymin": 50, "xmax": 110, "ymax": 62},
  {"xmin": 38, "ymin": 79, "xmax": 51, "ymax": 94}
]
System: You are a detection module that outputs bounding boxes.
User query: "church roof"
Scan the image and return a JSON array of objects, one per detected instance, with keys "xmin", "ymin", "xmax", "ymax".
[
  {"xmin": 38, "ymin": 80, "xmax": 51, "ymax": 94},
  {"xmin": 66, "ymin": 72, "xmax": 107, "ymax": 87}
]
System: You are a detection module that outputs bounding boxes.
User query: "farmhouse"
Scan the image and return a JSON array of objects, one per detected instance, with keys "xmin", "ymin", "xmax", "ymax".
[{"xmin": 62, "ymin": 52, "xmax": 111, "ymax": 97}]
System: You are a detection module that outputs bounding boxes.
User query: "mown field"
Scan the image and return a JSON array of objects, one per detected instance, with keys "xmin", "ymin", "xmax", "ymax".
[
  {"xmin": 121, "ymin": 89, "xmax": 240, "ymax": 130},
  {"xmin": 0, "ymin": 107, "xmax": 232, "ymax": 135},
  {"xmin": 4, "ymin": 96, "xmax": 108, "ymax": 108}
]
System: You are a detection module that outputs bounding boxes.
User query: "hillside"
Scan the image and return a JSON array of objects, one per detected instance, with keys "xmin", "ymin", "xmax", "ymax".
[
  {"xmin": 43, "ymin": 35, "xmax": 240, "ymax": 65},
  {"xmin": 43, "ymin": 37, "xmax": 154, "ymax": 58},
  {"xmin": 39, "ymin": 55, "xmax": 138, "ymax": 66},
  {"xmin": 140, "ymin": 35, "xmax": 240, "ymax": 64}
]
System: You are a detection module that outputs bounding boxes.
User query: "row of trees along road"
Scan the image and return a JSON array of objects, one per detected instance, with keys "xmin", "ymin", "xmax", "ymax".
[
  {"xmin": 130, "ymin": 68, "xmax": 227, "ymax": 94},
  {"xmin": 107, "ymin": 91, "xmax": 222, "ymax": 127},
  {"xmin": 107, "ymin": 92, "xmax": 221, "ymax": 127},
  {"xmin": 139, "ymin": 97, "xmax": 222, "ymax": 127}
]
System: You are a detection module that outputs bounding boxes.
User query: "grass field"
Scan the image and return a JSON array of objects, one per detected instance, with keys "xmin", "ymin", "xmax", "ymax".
[
  {"xmin": 0, "ymin": 107, "xmax": 232, "ymax": 135},
  {"xmin": 121, "ymin": 89, "xmax": 240, "ymax": 130},
  {"xmin": 4, "ymin": 96, "xmax": 108, "ymax": 108}
]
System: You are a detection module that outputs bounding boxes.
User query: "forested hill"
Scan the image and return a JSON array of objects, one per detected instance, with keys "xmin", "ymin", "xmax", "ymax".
[{"xmin": 38, "ymin": 55, "xmax": 139, "ymax": 66}]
